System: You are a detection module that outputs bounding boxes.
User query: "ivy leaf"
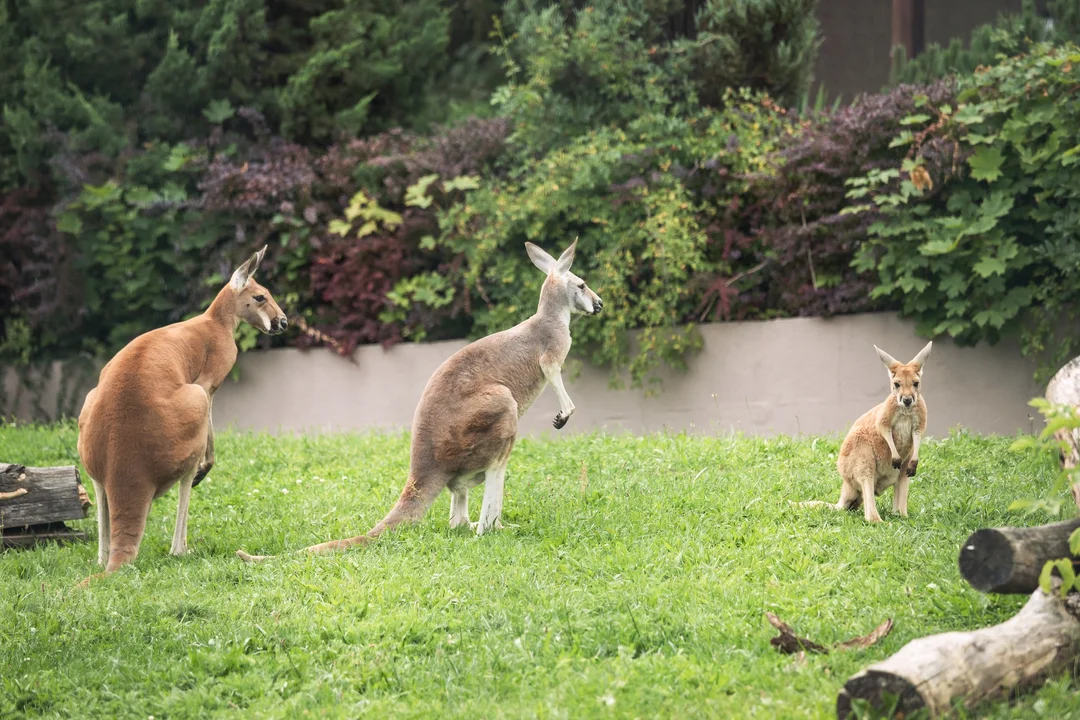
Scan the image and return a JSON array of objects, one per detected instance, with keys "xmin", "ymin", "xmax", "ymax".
[
  {"xmin": 56, "ymin": 212, "xmax": 82, "ymax": 235},
  {"xmin": 405, "ymin": 174, "xmax": 440, "ymax": 208},
  {"xmin": 163, "ymin": 144, "xmax": 193, "ymax": 172},
  {"xmin": 1059, "ymin": 559, "xmax": 1077, "ymax": 597},
  {"xmin": 968, "ymin": 147, "xmax": 1005, "ymax": 182},
  {"xmin": 443, "ymin": 175, "xmax": 481, "ymax": 192},
  {"xmin": 921, "ymin": 237, "xmax": 960, "ymax": 255},
  {"xmin": 1070, "ymin": 528, "xmax": 1080, "ymax": 557},
  {"xmin": 1061, "ymin": 144, "xmax": 1080, "ymax": 167},
  {"xmin": 202, "ymin": 99, "xmax": 235, "ymax": 125},
  {"xmin": 939, "ymin": 272, "xmax": 967, "ymax": 298},
  {"xmin": 328, "ymin": 219, "xmax": 352, "ymax": 236},
  {"xmin": 1040, "ymin": 559, "xmax": 1056, "ymax": 595},
  {"xmin": 933, "ymin": 318, "xmax": 968, "ymax": 336},
  {"xmin": 953, "ymin": 103, "xmax": 987, "ymax": 125},
  {"xmin": 888, "ymin": 131, "xmax": 914, "ymax": 149},
  {"xmin": 899, "ymin": 113, "xmax": 931, "ymax": 126},
  {"xmin": 972, "ymin": 255, "xmax": 1007, "ymax": 278}
]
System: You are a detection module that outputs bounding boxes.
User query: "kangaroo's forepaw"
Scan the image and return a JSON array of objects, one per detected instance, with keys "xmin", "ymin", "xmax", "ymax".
[
  {"xmin": 891, "ymin": 456, "xmax": 902, "ymax": 470},
  {"xmin": 865, "ymin": 514, "xmax": 883, "ymax": 524},
  {"xmin": 906, "ymin": 459, "xmax": 918, "ymax": 477},
  {"xmin": 553, "ymin": 412, "xmax": 569, "ymax": 430}
]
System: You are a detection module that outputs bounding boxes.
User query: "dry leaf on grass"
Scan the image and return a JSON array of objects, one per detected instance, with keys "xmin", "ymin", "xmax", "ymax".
[
  {"xmin": 766, "ymin": 612, "xmax": 828, "ymax": 654},
  {"xmin": 766, "ymin": 612, "xmax": 893, "ymax": 655}
]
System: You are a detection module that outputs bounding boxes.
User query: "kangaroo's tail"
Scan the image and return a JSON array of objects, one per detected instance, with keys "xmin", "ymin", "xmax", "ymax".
[
  {"xmin": 796, "ymin": 500, "xmax": 836, "ymax": 508},
  {"xmin": 236, "ymin": 473, "xmax": 443, "ymax": 563}
]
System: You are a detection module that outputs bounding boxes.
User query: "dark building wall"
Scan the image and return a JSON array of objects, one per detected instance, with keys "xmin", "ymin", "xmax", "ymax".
[
  {"xmin": 813, "ymin": 0, "xmax": 1027, "ymax": 102},
  {"xmin": 925, "ymin": 0, "xmax": 1022, "ymax": 45},
  {"xmin": 813, "ymin": 0, "xmax": 893, "ymax": 101}
]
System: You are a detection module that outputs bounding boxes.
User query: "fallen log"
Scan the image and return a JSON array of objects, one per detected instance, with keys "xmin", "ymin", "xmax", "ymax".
[
  {"xmin": 837, "ymin": 589, "xmax": 1080, "ymax": 719},
  {"xmin": 959, "ymin": 518, "xmax": 1080, "ymax": 594},
  {"xmin": 0, "ymin": 463, "xmax": 90, "ymax": 531},
  {"xmin": 3, "ymin": 521, "xmax": 89, "ymax": 548}
]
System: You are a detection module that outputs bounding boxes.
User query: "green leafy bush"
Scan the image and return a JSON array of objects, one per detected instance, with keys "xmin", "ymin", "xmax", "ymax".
[
  {"xmin": 850, "ymin": 43, "xmax": 1080, "ymax": 380},
  {"xmin": 420, "ymin": 89, "xmax": 792, "ymax": 387},
  {"xmin": 1010, "ymin": 398, "xmax": 1080, "ymax": 596},
  {"xmin": 2, "ymin": 0, "xmax": 830, "ymax": 382}
]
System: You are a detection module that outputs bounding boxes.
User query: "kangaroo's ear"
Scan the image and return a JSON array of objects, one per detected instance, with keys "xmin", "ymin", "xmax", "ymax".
[
  {"xmin": 555, "ymin": 238, "xmax": 577, "ymax": 274},
  {"xmin": 910, "ymin": 341, "xmax": 933, "ymax": 369},
  {"xmin": 525, "ymin": 242, "xmax": 556, "ymax": 275},
  {"xmin": 231, "ymin": 245, "xmax": 267, "ymax": 290},
  {"xmin": 874, "ymin": 345, "xmax": 901, "ymax": 371}
]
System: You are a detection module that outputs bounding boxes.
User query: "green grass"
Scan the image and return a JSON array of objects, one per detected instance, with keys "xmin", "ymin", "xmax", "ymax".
[{"xmin": 1, "ymin": 423, "xmax": 1078, "ymax": 719}]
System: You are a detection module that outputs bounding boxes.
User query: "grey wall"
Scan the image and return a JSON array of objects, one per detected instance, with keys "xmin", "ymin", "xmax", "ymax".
[{"xmin": 4, "ymin": 313, "xmax": 1045, "ymax": 439}]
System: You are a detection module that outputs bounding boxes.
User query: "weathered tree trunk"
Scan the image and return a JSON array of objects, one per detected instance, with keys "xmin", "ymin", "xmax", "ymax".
[
  {"xmin": 959, "ymin": 518, "xmax": 1080, "ymax": 594},
  {"xmin": 837, "ymin": 590, "xmax": 1080, "ymax": 719},
  {"xmin": 0, "ymin": 463, "xmax": 89, "ymax": 530}
]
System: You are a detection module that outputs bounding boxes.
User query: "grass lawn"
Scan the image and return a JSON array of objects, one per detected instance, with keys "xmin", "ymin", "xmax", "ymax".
[{"xmin": 2, "ymin": 422, "xmax": 1079, "ymax": 719}]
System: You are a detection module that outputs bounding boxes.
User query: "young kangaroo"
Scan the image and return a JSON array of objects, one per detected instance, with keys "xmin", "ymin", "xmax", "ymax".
[
  {"xmin": 237, "ymin": 239, "xmax": 601, "ymax": 562},
  {"xmin": 804, "ymin": 342, "xmax": 932, "ymax": 523},
  {"xmin": 77, "ymin": 247, "xmax": 286, "ymax": 586}
]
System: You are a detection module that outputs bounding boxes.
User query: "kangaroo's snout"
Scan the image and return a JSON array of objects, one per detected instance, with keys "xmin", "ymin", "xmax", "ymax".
[
  {"xmin": 592, "ymin": 298, "xmax": 603, "ymax": 314},
  {"xmin": 902, "ymin": 396, "xmax": 913, "ymax": 407},
  {"xmin": 271, "ymin": 315, "xmax": 288, "ymax": 334}
]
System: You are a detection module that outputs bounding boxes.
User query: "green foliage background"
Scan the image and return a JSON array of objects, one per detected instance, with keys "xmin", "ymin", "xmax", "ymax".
[
  {"xmin": 853, "ymin": 42, "xmax": 1080, "ymax": 382},
  {"xmin": 5, "ymin": 0, "xmax": 1080, "ymax": 387}
]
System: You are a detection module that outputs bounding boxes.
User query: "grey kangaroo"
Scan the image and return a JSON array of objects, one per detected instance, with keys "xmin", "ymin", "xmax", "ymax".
[{"xmin": 237, "ymin": 239, "xmax": 602, "ymax": 561}]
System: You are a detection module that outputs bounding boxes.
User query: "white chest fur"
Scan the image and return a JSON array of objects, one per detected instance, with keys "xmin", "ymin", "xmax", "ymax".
[{"xmin": 891, "ymin": 410, "xmax": 918, "ymax": 453}]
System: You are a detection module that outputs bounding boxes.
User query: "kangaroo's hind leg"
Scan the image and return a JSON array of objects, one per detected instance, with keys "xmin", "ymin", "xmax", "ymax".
[
  {"xmin": 476, "ymin": 454, "xmax": 512, "ymax": 535},
  {"xmin": 449, "ymin": 472, "xmax": 482, "ymax": 529},
  {"xmin": 892, "ymin": 470, "xmax": 909, "ymax": 517},
  {"xmin": 193, "ymin": 392, "xmax": 215, "ymax": 488},
  {"xmin": 92, "ymin": 478, "xmax": 110, "ymax": 566},
  {"xmin": 467, "ymin": 387, "xmax": 519, "ymax": 536},
  {"xmin": 834, "ymin": 480, "xmax": 860, "ymax": 511},
  {"xmin": 171, "ymin": 384, "xmax": 210, "ymax": 555}
]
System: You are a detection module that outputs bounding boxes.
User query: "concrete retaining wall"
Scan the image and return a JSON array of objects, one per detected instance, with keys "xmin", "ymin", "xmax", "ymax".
[{"xmin": 2, "ymin": 313, "xmax": 1047, "ymax": 438}]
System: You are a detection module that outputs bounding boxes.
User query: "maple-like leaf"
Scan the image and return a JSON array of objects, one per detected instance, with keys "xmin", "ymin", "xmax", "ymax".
[{"xmin": 968, "ymin": 146, "xmax": 1005, "ymax": 182}]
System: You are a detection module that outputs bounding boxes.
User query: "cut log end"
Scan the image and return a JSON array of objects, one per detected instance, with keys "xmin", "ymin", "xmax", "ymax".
[
  {"xmin": 959, "ymin": 527, "xmax": 1014, "ymax": 593},
  {"xmin": 837, "ymin": 670, "xmax": 925, "ymax": 719},
  {"xmin": 958, "ymin": 518, "xmax": 1080, "ymax": 594}
]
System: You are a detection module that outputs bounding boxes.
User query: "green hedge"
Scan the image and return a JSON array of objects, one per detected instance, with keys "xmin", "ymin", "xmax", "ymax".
[{"xmin": 851, "ymin": 42, "xmax": 1080, "ymax": 381}]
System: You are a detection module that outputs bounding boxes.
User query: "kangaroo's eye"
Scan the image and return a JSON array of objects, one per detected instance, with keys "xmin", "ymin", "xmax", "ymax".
[
  {"xmin": 578, "ymin": 283, "xmax": 586, "ymax": 290},
  {"xmin": 914, "ymin": 381, "xmax": 919, "ymax": 388},
  {"xmin": 893, "ymin": 382, "xmax": 900, "ymax": 389},
  {"xmin": 253, "ymin": 295, "xmax": 266, "ymax": 303}
]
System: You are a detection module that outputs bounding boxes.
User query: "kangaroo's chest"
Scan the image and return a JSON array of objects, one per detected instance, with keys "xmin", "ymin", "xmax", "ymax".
[{"xmin": 890, "ymin": 412, "xmax": 917, "ymax": 457}]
